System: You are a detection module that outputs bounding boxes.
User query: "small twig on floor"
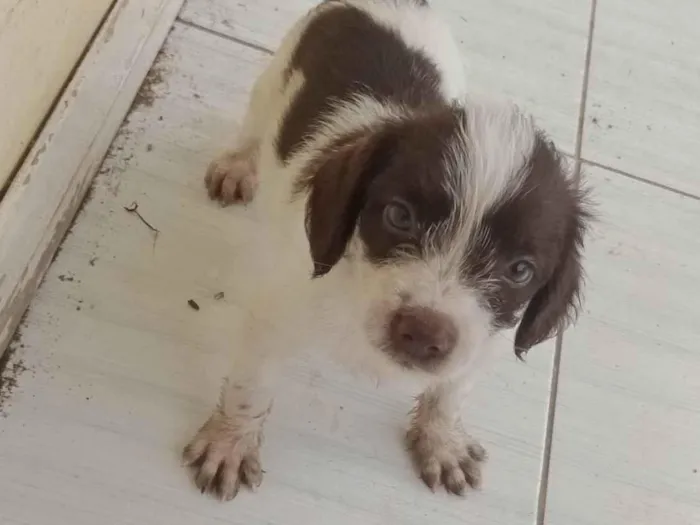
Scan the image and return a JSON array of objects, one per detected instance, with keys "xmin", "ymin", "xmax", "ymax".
[{"xmin": 124, "ymin": 201, "xmax": 160, "ymax": 246}]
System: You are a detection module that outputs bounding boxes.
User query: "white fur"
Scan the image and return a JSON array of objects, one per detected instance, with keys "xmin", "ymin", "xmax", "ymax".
[
  {"xmin": 460, "ymin": 98, "xmax": 537, "ymax": 208},
  {"xmin": 185, "ymin": 0, "xmax": 540, "ymax": 498}
]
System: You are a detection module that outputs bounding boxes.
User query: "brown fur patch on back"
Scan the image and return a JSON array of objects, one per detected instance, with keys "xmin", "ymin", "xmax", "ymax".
[{"xmin": 276, "ymin": 3, "xmax": 444, "ymax": 162}]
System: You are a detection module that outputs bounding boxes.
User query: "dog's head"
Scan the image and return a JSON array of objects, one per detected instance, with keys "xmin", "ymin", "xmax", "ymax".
[{"xmin": 297, "ymin": 100, "xmax": 590, "ymax": 374}]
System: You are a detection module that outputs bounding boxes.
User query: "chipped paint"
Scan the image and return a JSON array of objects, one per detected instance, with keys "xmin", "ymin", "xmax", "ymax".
[
  {"xmin": 104, "ymin": 0, "xmax": 129, "ymax": 43},
  {"xmin": 30, "ymin": 143, "xmax": 47, "ymax": 166}
]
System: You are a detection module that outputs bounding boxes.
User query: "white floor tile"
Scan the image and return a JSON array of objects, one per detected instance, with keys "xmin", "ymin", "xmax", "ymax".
[
  {"xmin": 0, "ymin": 22, "xmax": 558, "ymax": 524},
  {"xmin": 544, "ymin": 166, "xmax": 700, "ymax": 524},
  {"xmin": 180, "ymin": 0, "xmax": 316, "ymax": 51},
  {"xmin": 583, "ymin": 0, "xmax": 700, "ymax": 196}
]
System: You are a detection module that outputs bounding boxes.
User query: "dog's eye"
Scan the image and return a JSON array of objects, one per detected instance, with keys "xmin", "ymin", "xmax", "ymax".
[
  {"xmin": 505, "ymin": 258, "xmax": 536, "ymax": 287},
  {"xmin": 383, "ymin": 200, "xmax": 416, "ymax": 235}
]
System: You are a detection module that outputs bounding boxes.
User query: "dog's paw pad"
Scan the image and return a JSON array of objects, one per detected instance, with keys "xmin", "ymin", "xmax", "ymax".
[
  {"xmin": 183, "ymin": 414, "xmax": 264, "ymax": 501},
  {"xmin": 406, "ymin": 424, "xmax": 487, "ymax": 496},
  {"xmin": 204, "ymin": 149, "xmax": 258, "ymax": 206}
]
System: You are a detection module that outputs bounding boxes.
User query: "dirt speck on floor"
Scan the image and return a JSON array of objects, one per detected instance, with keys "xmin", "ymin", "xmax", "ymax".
[
  {"xmin": 187, "ymin": 299, "xmax": 200, "ymax": 311},
  {"xmin": 130, "ymin": 47, "xmax": 173, "ymax": 113},
  {"xmin": 62, "ymin": 182, "xmax": 97, "ymax": 239},
  {"xmin": 51, "ymin": 245, "xmax": 64, "ymax": 263},
  {"xmin": 0, "ymin": 328, "xmax": 30, "ymax": 417}
]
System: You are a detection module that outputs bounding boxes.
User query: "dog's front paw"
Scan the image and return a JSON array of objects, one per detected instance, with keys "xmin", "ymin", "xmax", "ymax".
[
  {"xmin": 204, "ymin": 146, "xmax": 258, "ymax": 205},
  {"xmin": 183, "ymin": 412, "xmax": 264, "ymax": 500},
  {"xmin": 406, "ymin": 421, "xmax": 487, "ymax": 495}
]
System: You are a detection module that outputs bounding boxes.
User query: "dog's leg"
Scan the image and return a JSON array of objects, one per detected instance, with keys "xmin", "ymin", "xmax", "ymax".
[
  {"xmin": 406, "ymin": 379, "xmax": 487, "ymax": 495},
  {"xmin": 204, "ymin": 13, "xmax": 309, "ymax": 206},
  {"xmin": 182, "ymin": 275, "xmax": 317, "ymax": 501},
  {"xmin": 203, "ymin": 71, "xmax": 273, "ymax": 206},
  {"xmin": 183, "ymin": 350, "xmax": 275, "ymax": 500}
]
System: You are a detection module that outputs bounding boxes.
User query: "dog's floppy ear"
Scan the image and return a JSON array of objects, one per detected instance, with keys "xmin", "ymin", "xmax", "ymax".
[
  {"xmin": 514, "ymin": 194, "xmax": 589, "ymax": 358},
  {"xmin": 301, "ymin": 131, "xmax": 396, "ymax": 277}
]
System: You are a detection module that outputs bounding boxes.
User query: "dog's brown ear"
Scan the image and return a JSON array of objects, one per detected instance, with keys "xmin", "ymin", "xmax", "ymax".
[
  {"xmin": 514, "ymin": 198, "xmax": 589, "ymax": 358},
  {"xmin": 302, "ymin": 131, "xmax": 396, "ymax": 277}
]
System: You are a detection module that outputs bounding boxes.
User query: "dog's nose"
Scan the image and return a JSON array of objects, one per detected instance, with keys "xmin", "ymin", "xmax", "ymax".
[{"xmin": 389, "ymin": 306, "xmax": 458, "ymax": 363}]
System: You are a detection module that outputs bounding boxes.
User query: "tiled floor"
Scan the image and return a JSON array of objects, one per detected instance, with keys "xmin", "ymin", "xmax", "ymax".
[{"xmin": 1, "ymin": 1, "xmax": 699, "ymax": 524}]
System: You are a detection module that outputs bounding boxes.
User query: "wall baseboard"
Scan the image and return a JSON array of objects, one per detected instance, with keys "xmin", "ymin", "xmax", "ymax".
[{"xmin": 0, "ymin": 0, "xmax": 186, "ymax": 355}]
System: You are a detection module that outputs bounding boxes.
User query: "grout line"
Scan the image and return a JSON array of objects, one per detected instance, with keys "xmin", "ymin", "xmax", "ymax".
[
  {"xmin": 562, "ymin": 152, "xmax": 700, "ymax": 201},
  {"xmin": 535, "ymin": 1, "xmax": 598, "ymax": 524},
  {"xmin": 580, "ymin": 158, "xmax": 700, "ymax": 201},
  {"xmin": 536, "ymin": 331, "xmax": 564, "ymax": 524},
  {"xmin": 176, "ymin": 17, "xmax": 275, "ymax": 55},
  {"xmin": 571, "ymin": 2, "xmax": 598, "ymax": 185}
]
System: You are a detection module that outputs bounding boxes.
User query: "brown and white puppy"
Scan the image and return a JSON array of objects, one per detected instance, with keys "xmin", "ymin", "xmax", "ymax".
[{"xmin": 183, "ymin": 0, "xmax": 590, "ymax": 500}]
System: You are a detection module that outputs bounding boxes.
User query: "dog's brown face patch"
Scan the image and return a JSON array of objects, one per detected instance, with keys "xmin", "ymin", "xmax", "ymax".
[
  {"xmin": 297, "ymin": 106, "xmax": 463, "ymax": 277},
  {"xmin": 299, "ymin": 110, "xmax": 589, "ymax": 360},
  {"xmin": 355, "ymin": 127, "xmax": 589, "ymax": 361},
  {"xmin": 356, "ymin": 110, "xmax": 461, "ymax": 263}
]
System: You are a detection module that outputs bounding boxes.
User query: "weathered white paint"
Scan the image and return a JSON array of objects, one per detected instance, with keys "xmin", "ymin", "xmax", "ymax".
[
  {"xmin": 0, "ymin": 0, "xmax": 114, "ymax": 189},
  {"xmin": 0, "ymin": 0, "xmax": 186, "ymax": 355}
]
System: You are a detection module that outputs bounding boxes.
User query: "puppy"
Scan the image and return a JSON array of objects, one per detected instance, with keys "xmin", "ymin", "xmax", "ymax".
[{"xmin": 183, "ymin": 0, "xmax": 589, "ymax": 500}]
